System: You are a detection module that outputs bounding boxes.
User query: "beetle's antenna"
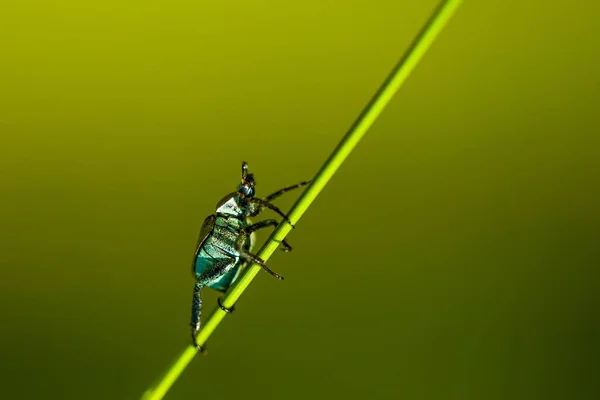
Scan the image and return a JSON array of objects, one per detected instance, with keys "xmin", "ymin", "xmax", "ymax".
[{"xmin": 241, "ymin": 161, "xmax": 248, "ymax": 182}]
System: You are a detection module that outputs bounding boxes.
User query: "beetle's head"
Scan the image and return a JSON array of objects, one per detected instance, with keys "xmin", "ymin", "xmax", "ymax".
[{"xmin": 238, "ymin": 173, "xmax": 255, "ymax": 198}]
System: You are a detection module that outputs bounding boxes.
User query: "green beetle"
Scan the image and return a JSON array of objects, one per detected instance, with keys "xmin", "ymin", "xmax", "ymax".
[{"xmin": 191, "ymin": 161, "xmax": 308, "ymax": 349}]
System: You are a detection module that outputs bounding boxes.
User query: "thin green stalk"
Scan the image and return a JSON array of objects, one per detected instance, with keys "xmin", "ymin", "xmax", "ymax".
[{"xmin": 142, "ymin": 1, "xmax": 463, "ymax": 398}]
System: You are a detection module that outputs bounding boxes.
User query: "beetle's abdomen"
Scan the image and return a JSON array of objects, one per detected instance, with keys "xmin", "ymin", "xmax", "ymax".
[
  {"xmin": 209, "ymin": 216, "xmax": 244, "ymax": 256},
  {"xmin": 193, "ymin": 215, "xmax": 248, "ymax": 291},
  {"xmin": 194, "ymin": 240, "xmax": 237, "ymax": 270},
  {"xmin": 193, "ymin": 245, "xmax": 240, "ymax": 291}
]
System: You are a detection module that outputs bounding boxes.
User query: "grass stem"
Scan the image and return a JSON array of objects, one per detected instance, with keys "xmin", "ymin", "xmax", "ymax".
[{"xmin": 142, "ymin": 1, "xmax": 463, "ymax": 398}]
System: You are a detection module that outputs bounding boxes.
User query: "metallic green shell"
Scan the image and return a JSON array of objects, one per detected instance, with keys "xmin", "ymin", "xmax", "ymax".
[{"xmin": 192, "ymin": 213, "xmax": 255, "ymax": 292}]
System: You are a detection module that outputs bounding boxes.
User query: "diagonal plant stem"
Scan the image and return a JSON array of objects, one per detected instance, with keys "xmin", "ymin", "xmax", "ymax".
[{"xmin": 142, "ymin": 1, "xmax": 463, "ymax": 398}]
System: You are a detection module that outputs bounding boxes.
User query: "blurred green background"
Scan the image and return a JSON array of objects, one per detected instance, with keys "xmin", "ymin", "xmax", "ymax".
[{"xmin": 1, "ymin": 1, "xmax": 598, "ymax": 399}]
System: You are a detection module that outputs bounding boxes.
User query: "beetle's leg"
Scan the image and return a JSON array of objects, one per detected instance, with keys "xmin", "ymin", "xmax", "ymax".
[
  {"xmin": 280, "ymin": 241, "xmax": 292, "ymax": 252},
  {"xmin": 191, "ymin": 279, "xmax": 205, "ymax": 351},
  {"xmin": 245, "ymin": 219, "xmax": 292, "ymax": 252},
  {"xmin": 239, "ymin": 250, "xmax": 284, "ymax": 280},
  {"xmin": 191, "ymin": 258, "xmax": 236, "ymax": 350},
  {"xmin": 217, "ymin": 297, "xmax": 235, "ymax": 313},
  {"xmin": 264, "ymin": 180, "xmax": 311, "ymax": 202},
  {"xmin": 248, "ymin": 198, "xmax": 295, "ymax": 228},
  {"xmin": 235, "ymin": 232, "xmax": 284, "ymax": 280}
]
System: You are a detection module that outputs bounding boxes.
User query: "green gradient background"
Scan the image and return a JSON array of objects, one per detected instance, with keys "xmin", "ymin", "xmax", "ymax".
[{"xmin": 1, "ymin": 1, "xmax": 599, "ymax": 399}]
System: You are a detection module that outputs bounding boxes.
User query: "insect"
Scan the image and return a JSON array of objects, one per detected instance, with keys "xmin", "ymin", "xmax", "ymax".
[{"xmin": 191, "ymin": 161, "xmax": 309, "ymax": 349}]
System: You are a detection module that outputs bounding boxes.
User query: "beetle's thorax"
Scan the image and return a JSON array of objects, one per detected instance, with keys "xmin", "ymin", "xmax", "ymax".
[{"xmin": 216, "ymin": 195, "xmax": 246, "ymax": 217}]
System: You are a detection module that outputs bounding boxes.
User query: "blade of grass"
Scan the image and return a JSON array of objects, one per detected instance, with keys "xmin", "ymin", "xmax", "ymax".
[{"xmin": 142, "ymin": 1, "xmax": 463, "ymax": 398}]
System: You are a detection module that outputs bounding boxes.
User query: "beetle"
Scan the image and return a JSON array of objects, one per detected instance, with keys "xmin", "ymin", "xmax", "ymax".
[{"xmin": 191, "ymin": 161, "xmax": 309, "ymax": 349}]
